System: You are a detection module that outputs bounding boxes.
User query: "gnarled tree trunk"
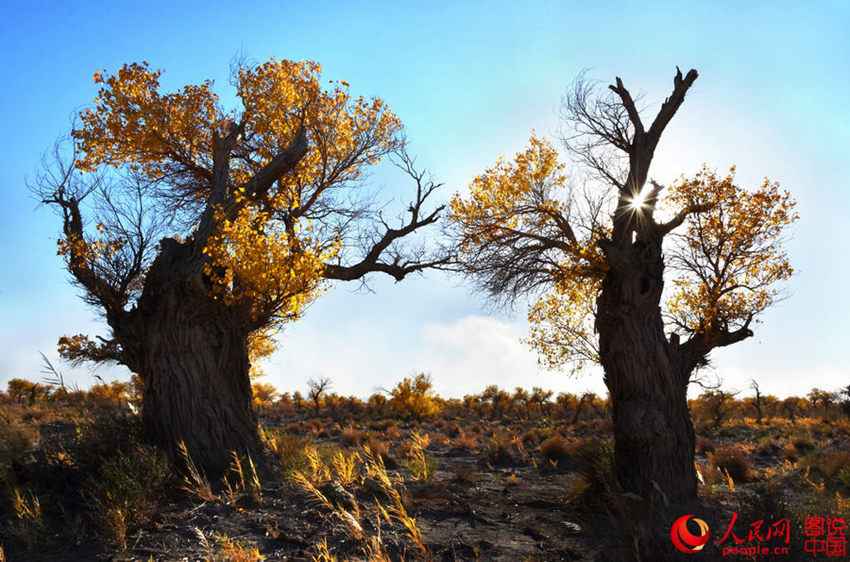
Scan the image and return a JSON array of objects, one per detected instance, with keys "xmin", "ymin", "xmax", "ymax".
[
  {"xmin": 117, "ymin": 239, "xmax": 263, "ymax": 476},
  {"xmin": 597, "ymin": 239, "xmax": 697, "ymax": 507}
]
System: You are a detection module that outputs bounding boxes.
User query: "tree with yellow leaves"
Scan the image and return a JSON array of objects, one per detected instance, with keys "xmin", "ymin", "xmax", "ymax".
[
  {"xmin": 35, "ymin": 59, "xmax": 446, "ymax": 474},
  {"xmin": 449, "ymin": 68, "xmax": 797, "ymax": 506},
  {"xmin": 389, "ymin": 373, "xmax": 441, "ymax": 420}
]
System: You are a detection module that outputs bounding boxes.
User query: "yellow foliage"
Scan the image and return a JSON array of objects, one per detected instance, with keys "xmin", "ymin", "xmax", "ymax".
[
  {"xmin": 450, "ymin": 135, "xmax": 569, "ymax": 240},
  {"xmin": 66, "ymin": 58, "xmax": 404, "ymax": 336},
  {"xmin": 201, "ymin": 203, "xmax": 337, "ymax": 325},
  {"xmin": 526, "ymin": 274, "xmax": 600, "ymax": 374},
  {"xmin": 89, "ymin": 380, "xmax": 133, "ymax": 406},
  {"xmin": 449, "ymin": 134, "xmax": 608, "ymax": 374},
  {"xmin": 251, "ymin": 382, "xmax": 279, "ymax": 407},
  {"xmin": 450, "ymin": 133, "xmax": 797, "ymax": 373},
  {"xmin": 389, "ymin": 374, "xmax": 441, "ymax": 420},
  {"xmin": 665, "ymin": 166, "xmax": 798, "ymax": 335}
]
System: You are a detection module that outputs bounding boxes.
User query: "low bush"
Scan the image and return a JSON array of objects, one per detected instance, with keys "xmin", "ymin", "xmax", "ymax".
[
  {"xmin": 338, "ymin": 427, "xmax": 362, "ymax": 448},
  {"xmin": 712, "ymin": 445, "xmax": 755, "ymax": 482},
  {"xmin": 539, "ymin": 435, "xmax": 571, "ymax": 463},
  {"xmin": 86, "ymin": 445, "xmax": 170, "ymax": 547}
]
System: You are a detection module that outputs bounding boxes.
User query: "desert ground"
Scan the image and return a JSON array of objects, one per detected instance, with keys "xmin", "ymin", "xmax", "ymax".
[{"xmin": 1, "ymin": 378, "xmax": 848, "ymax": 561}]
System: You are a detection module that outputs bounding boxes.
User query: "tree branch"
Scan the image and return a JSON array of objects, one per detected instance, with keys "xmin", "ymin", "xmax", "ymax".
[
  {"xmin": 675, "ymin": 314, "xmax": 753, "ymax": 375},
  {"xmin": 657, "ymin": 201, "xmax": 714, "ymax": 236},
  {"xmin": 322, "ymin": 150, "xmax": 448, "ymax": 282},
  {"xmin": 240, "ymin": 127, "xmax": 308, "ymax": 201},
  {"xmin": 607, "ymin": 68, "xmax": 698, "ymax": 245},
  {"xmin": 609, "ymin": 77, "xmax": 644, "ymax": 136}
]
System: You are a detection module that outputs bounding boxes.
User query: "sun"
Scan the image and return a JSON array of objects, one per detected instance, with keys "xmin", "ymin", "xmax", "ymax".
[
  {"xmin": 626, "ymin": 189, "xmax": 647, "ymax": 213},
  {"xmin": 627, "ymin": 188, "xmax": 648, "ymax": 211}
]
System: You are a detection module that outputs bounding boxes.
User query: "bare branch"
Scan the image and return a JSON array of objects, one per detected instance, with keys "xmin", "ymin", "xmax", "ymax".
[
  {"xmin": 322, "ymin": 149, "xmax": 448, "ymax": 282},
  {"xmin": 657, "ymin": 201, "xmax": 714, "ymax": 236},
  {"xmin": 675, "ymin": 314, "xmax": 753, "ymax": 376},
  {"xmin": 608, "ymin": 76, "xmax": 644, "ymax": 135}
]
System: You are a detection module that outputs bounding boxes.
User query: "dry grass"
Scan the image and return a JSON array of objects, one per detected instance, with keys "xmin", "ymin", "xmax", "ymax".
[
  {"xmin": 363, "ymin": 437, "xmax": 399, "ymax": 469},
  {"xmin": 1, "ymin": 381, "xmax": 848, "ymax": 560},
  {"xmin": 215, "ymin": 533, "xmax": 263, "ymax": 561},
  {"xmin": 86, "ymin": 445, "xmax": 170, "ymax": 547},
  {"xmin": 481, "ymin": 432, "xmax": 519, "ymax": 467},
  {"xmin": 262, "ymin": 428, "xmax": 311, "ymax": 478},
  {"xmin": 293, "ymin": 442, "xmax": 433, "ymax": 561},
  {"xmin": 450, "ymin": 432, "xmax": 478, "ymax": 452},
  {"xmin": 338, "ymin": 427, "xmax": 362, "ymax": 448},
  {"xmin": 404, "ymin": 432, "xmax": 433, "ymax": 481},
  {"xmin": 177, "ymin": 441, "xmax": 216, "ymax": 502},
  {"xmin": 7, "ymin": 488, "xmax": 47, "ymax": 552},
  {"xmin": 222, "ymin": 451, "xmax": 262, "ymax": 505}
]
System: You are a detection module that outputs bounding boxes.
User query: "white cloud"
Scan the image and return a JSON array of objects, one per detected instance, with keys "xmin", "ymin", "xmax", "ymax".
[
  {"xmin": 416, "ymin": 315, "xmax": 599, "ymax": 397},
  {"xmin": 267, "ymin": 313, "xmax": 608, "ymax": 400}
]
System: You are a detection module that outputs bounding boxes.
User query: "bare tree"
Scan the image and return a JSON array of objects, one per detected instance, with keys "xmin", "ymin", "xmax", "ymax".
[
  {"xmin": 307, "ymin": 377, "xmax": 333, "ymax": 413},
  {"xmin": 750, "ymin": 379, "xmax": 763, "ymax": 425}
]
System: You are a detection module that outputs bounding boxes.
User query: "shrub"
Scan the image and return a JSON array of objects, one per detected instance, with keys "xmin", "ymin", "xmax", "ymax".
[
  {"xmin": 520, "ymin": 430, "xmax": 539, "ymax": 446},
  {"xmin": 792, "ymin": 435, "xmax": 815, "ymax": 452},
  {"xmin": 816, "ymin": 449, "xmax": 850, "ymax": 481},
  {"xmin": 86, "ymin": 445, "xmax": 170, "ymax": 547},
  {"xmin": 482, "ymin": 434, "xmax": 518, "ymax": 467},
  {"xmin": 738, "ymin": 482, "xmax": 798, "ymax": 532},
  {"xmin": 564, "ymin": 438, "xmax": 616, "ymax": 511},
  {"xmin": 451, "ymin": 433, "xmax": 478, "ymax": 453},
  {"xmin": 384, "ymin": 424, "xmax": 402, "ymax": 442},
  {"xmin": 539, "ymin": 435, "xmax": 571, "ymax": 463},
  {"xmin": 73, "ymin": 411, "xmax": 141, "ymax": 472},
  {"xmin": 756, "ymin": 437, "xmax": 780, "ymax": 456},
  {"xmin": 568, "ymin": 437, "xmax": 611, "ymax": 480},
  {"xmin": 712, "ymin": 445, "xmax": 755, "ymax": 482},
  {"xmin": 264, "ymin": 430, "xmax": 311, "ymax": 479},
  {"xmin": 782, "ymin": 444, "xmax": 799, "ymax": 462},
  {"xmin": 450, "ymin": 464, "xmax": 479, "ymax": 484},
  {"xmin": 285, "ymin": 422, "xmax": 302, "ymax": 434},
  {"xmin": 389, "ymin": 374, "xmax": 441, "ymax": 420},
  {"xmin": 338, "ymin": 427, "xmax": 361, "ymax": 448},
  {"xmin": 445, "ymin": 421, "xmax": 462, "ymax": 437},
  {"xmin": 0, "ymin": 422, "xmax": 37, "ymax": 468},
  {"xmin": 426, "ymin": 431, "xmax": 450, "ymax": 447},
  {"xmin": 364, "ymin": 437, "xmax": 399, "ymax": 469}
]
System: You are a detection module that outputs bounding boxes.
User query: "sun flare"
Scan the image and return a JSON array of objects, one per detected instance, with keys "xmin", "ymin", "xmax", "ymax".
[{"xmin": 627, "ymin": 188, "xmax": 647, "ymax": 211}]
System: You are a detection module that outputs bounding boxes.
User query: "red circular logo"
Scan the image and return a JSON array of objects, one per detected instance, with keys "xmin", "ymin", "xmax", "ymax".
[{"xmin": 671, "ymin": 514, "xmax": 710, "ymax": 553}]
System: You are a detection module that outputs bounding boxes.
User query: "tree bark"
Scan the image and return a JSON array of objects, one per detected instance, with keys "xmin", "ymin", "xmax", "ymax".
[
  {"xmin": 596, "ymin": 239, "xmax": 697, "ymax": 507},
  {"xmin": 117, "ymin": 239, "xmax": 262, "ymax": 477}
]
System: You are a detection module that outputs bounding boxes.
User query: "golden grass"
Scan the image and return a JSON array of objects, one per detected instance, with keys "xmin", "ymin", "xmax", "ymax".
[{"xmin": 177, "ymin": 441, "xmax": 215, "ymax": 502}]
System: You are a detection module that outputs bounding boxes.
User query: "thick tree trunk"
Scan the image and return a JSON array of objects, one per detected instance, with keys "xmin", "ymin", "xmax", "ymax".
[
  {"xmin": 597, "ymin": 240, "xmax": 697, "ymax": 507},
  {"xmin": 138, "ymin": 303, "xmax": 260, "ymax": 477},
  {"xmin": 117, "ymin": 240, "xmax": 263, "ymax": 477}
]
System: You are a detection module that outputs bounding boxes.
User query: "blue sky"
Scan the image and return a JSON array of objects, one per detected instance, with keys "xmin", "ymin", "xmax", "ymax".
[{"xmin": 1, "ymin": 1, "xmax": 848, "ymax": 400}]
